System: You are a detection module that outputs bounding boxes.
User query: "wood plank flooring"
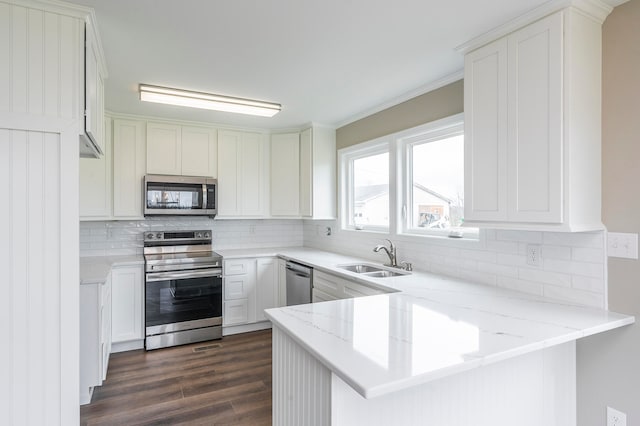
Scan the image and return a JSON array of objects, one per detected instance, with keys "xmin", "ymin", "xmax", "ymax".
[{"xmin": 81, "ymin": 330, "xmax": 273, "ymax": 426}]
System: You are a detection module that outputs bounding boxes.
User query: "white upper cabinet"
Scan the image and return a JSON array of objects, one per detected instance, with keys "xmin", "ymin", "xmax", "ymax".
[
  {"xmin": 80, "ymin": 19, "xmax": 107, "ymax": 158},
  {"xmin": 113, "ymin": 119, "xmax": 146, "ymax": 219},
  {"xmin": 80, "ymin": 117, "xmax": 112, "ymax": 220},
  {"xmin": 271, "ymin": 133, "xmax": 300, "ymax": 216},
  {"xmin": 463, "ymin": 6, "xmax": 605, "ymax": 231},
  {"xmin": 182, "ymin": 126, "xmax": 218, "ymax": 177},
  {"xmin": 146, "ymin": 122, "xmax": 217, "ymax": 177},
  {"xmin": 300, "ymin": 126, "xmax": 336, "ymax": 219},
  {"xmin": 146, "ymin": 122, "xmax": 181, "ymax": 175},
  {"xmin": 218, "ymin": 130, "xmax": 267, "ymax": 217}
]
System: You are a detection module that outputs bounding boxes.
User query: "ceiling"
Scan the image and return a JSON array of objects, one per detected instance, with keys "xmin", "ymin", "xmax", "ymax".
[{"xmin": 68, "ymin": 0, "xmax": 614, "ymax": 130}]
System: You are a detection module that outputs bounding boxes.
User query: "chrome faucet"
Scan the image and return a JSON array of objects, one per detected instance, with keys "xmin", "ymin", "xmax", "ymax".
[{"xmin": 373, "ymin": 239, "xmax": 397, "ymax": 268}]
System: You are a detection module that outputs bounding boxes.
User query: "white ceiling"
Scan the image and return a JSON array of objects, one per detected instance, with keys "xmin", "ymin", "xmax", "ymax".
[{"xmin": 67, "ymin": 0, "xmax": 609, "ymax": 130}]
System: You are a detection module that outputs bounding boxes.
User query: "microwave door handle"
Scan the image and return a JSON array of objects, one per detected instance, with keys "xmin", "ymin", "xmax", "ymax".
[{"xmin": 202, "ymin": 183, "xmax": 207, "ymax": 210}]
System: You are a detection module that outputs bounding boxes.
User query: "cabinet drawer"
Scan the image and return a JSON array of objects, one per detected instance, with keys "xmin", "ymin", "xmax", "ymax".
[
  {"xmin": 343, "ymin": 281, "xmax": 384, "ymax": 298},
  {"xmin": 224, "ymin": 299, "xmax": 248, "ymax": 325},
  {"xmin": 224, "ymin": 276, "xmax": 252, "ymax": 300},
  {"xmin": 313, "ymin": 270, "xmax": 345, "ymax": 299},
  {"xmin": 312, "ymin": 288, "xmax": 339, "ymax": 303},
  {"xmin": 224, "ymin": 259, "xmax": 255, "ymax": 276}
]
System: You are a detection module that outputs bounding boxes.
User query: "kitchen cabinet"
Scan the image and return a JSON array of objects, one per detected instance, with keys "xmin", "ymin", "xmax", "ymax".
[
  {"xmin": 146, "ymin": 123, "xmax": 217, "ymax": 177},
  {"xmin": 111, "ymin": 265, "xmax": 144, "ymax": 351},
  {"xmin": 79, "ymin": 19, "xmax": 107, "ymax": 158},
  {"xmin": 218, "ymin": 130, "xmax": 268, "ymax": 217},
  {"xmin": 80, "ymin": 273, "xmax": 111, "ymax": 405},
  {"xmin": 223, "ymin": 258, "xmax": 256, "ymax": 325},
  {"xmin": 300, "ymin": 126, "xmax": 336, "ymax": 219},
  {"xmin": 80, "ymin": 117, "xmax": 112, "ymax": 220},
  {"xmin": 270, "ymin": 133, "xmax": 300, "ymax": 216},
  {"xmin": 313, "ymin": 270, "xmax": 387, "ymax": 300},
  {"xmin": 256, "ymin": 257, "xmax": 279, "ymax": 321},
  {"xmin": 112, "ymin": 119, "xmax": 146, "ymax": 219},
  {"xmin": 463, "ymin": 7, "xmax": 604, "ymax": 231}
]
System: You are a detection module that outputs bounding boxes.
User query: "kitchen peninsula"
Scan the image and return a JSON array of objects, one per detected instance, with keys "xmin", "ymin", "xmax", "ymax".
[{"xmin": 263, "ymin": 249, "xmax": 634, "ymax": 426}]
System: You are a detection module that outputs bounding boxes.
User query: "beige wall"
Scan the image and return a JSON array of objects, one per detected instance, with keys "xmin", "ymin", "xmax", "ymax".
[
  {"xmin": 336, "ymin": 80, "xmax": 463, "ymax": 149},
  {"xmin": 577, "ymin": 0, "xmax": 640, "ymax": 423}
]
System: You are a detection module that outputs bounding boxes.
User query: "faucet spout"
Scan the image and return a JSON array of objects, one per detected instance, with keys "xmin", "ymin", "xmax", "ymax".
[{"xmin": 373, "ymin": 239, "xmax": 397, "ymax": 267}]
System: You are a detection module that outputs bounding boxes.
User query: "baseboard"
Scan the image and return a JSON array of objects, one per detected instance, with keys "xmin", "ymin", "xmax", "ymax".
[
  {"xmin": 111, "ymin": 339, "xmax": 144, "ymax": 353},
  {"xmin": 223, "ymin": 321, "xmax": 272, "ymax": 336}
]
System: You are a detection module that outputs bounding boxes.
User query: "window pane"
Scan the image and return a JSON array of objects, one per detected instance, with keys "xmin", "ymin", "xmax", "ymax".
[
  {"xmin": 411, "ymin": 135, "xmax": 464, "ymax": 230},
  {"xmin": 353, "ymin": 152, "xmax": 389, "ymax": 228}
]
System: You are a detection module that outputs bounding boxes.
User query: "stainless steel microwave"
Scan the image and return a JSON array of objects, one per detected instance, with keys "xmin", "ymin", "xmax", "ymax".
[{"xmin": 144, "ymin": 175, "xmax": 217, "ymax": 217}]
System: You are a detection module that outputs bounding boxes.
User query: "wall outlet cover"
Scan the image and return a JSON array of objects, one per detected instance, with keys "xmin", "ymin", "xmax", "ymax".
[
  {"xmin": 526, "ymin": 244, "xmax": 541, "ymax": 267},
  {"xmin": 607, "ymin": 406, "xmax": 627, "ymax": 426}
]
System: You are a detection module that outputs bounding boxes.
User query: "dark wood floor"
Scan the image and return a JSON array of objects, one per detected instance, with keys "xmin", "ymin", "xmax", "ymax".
[{"xmin": 81, "ymin": 330, "xmax": 273, "ymax": 426}]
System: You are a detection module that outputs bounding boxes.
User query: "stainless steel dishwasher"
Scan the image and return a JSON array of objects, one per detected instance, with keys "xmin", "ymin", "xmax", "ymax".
[{"xmin": 285, "ymin": 261, "xmax": 312, "ymax": 306}]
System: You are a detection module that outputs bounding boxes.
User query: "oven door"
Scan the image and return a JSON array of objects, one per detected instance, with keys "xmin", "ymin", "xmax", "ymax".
[{"xmin": 145, "ymin": 268, "xmax": 223, "ymax": 336}]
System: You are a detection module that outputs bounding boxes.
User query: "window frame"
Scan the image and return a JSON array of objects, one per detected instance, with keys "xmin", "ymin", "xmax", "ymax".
[
  {"xmin": 339, "ymin": 138, "xmax": 391, "ymax": 233},
  {"xmin": 398, "ymin": 116, "xmax": 467, "ymax": 237},
  {"xmin": 338, "ymin": 112, "xmax": 477, "ymax": 240}
]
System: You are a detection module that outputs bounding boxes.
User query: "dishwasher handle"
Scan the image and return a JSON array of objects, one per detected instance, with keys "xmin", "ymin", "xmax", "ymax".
[{"xmin": 285, "ymin": 261, "xmax": 311, "ymax": 277}]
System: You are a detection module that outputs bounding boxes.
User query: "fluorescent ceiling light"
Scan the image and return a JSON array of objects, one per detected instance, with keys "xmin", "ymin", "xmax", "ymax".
[{"xmin": 139, "ymin": 84, "xmax": 281, "ymax": 117}]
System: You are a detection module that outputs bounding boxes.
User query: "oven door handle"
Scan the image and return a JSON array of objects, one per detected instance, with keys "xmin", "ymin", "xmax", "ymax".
[{"xmin": 146, "ymin": 268, "xmax": 222, "ymax": 282}]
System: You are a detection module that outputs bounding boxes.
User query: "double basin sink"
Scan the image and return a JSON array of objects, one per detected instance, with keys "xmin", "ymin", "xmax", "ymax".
[{"xmin": 338, "ymin": 263, "xmax": 410, "ymax": 278}]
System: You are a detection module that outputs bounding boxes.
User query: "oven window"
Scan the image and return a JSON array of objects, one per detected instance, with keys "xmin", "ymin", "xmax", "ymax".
[
  {"xmin": 146, "ymin": 182, "xmax": 203, "ymax": 210},
  {"xmin": 146, "ymin": 276, "xmax": 222, "ymax": 327}
]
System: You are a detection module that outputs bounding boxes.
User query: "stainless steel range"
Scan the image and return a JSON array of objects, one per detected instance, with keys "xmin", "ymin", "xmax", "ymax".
[{"xmin": 143, "ymin": 230, "xmax": 223, "ymax": 350}]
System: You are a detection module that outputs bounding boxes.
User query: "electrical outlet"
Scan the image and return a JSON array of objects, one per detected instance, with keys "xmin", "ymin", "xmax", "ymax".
[
  {"xmin": 607, "ymin": 232, "xmax": 638, "ymax": 259},
  {"xmin": 607, "ymin": 406, "xmax": 627, "ymax": 426},
  {"xmin": 526, "ymin": 244, "xmax": 541, "ymax": 267}
]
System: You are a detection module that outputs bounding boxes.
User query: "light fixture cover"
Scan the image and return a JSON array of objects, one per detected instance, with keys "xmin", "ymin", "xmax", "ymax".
[{"xmin": 139, "ymin": 84, "xmax": 281, "ymax": 117}]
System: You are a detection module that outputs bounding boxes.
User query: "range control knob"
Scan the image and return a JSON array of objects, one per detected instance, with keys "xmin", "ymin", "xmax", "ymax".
[
  {"xmin": 146, "ymin": 233, "xmax": 154, "ymax": 239},
  {"xmin": 155, "ymin": 232, "xmax": 163, "ymax": 240},
  {"xmin": 204, "ymin": 232, "xmax": 210, "ymax": 239},
  {"xmin": 195, "ymin": 232, "xmax": 202, "ymax": 239}
]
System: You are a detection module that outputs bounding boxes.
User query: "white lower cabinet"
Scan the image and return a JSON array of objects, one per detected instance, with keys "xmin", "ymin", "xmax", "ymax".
[
  {"xmin": 223, "ymin": 258, "xmax": 256, "ymax": 326},
  {"xmin": 277, "ymin": 259, "xmax": 287, "ymax": 307},
  {"xmin": 223, "ymin": 256, "xmax": 282, "ymax": 327},
  {"xmin": 313, "ymin": 270, "xmax": 388, "ymax": 300},
  {"xmin": 80, "ymin": 274, "xmax": 112, "ymax": 405},
  {"xmin": 111, "ymin": 265, "xmax": 144, "ymax": 351}
]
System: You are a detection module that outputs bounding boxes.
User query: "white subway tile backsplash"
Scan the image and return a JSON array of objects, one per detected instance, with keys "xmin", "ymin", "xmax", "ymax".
[
  {"xmin": 519, "ymin": 268, "xmax": 572, "ymax": 287},
  {"xmin": 303, "ymin": 220, "xmax": 607, "ymax": 308}
]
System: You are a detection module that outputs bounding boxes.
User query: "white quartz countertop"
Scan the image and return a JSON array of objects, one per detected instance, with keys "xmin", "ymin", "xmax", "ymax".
[
  {"xmin": 262, "ymin": 247, "xmax": 635, "ymax": 399},
  {"xmin": 80, "ymin": 255, "xmax": 144, "ymax": 285}
]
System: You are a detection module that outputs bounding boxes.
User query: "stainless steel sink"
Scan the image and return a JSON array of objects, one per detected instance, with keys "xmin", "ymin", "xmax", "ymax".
[
  {"xmin": 339, "ymin": 264, "xmax": 384, "ymax": 273},
  {"xmin": 363, "ymin": 270, "xmax": 405, "ymax": 278},
  {"xmin": 338, "ymin": 263, "xmax": 410, "ymax": 278}
]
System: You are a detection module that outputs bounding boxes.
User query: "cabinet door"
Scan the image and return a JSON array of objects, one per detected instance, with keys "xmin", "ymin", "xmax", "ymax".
[
  {"xmin": 299, "ymin": 128, "xmax": 312, "ymax": 217},
  {"xmin": 239, "ymin": 132, "xmax": 265, "ymax": 216},
  {"xmin": 256, "ymin": 258, "xmax": 278, "ymax": 321},
  {"xmin": 343, "ymin": 281, "xmax": 384, "ymax": 299},
  {"xmin": 271, "ymin": 133, "xmax": 300, "ymax": 216},
  {"xmin": 146, "ymin": 122, "xmax": 182, "ymax": 175},
  {"xmin": 224, "ymin": 275, "xmax": 253, "ymax": 300},
  {"xmin": 313, "ymin": 270, "xmax": 345, "ymax": 299},
  {"xmin": 80, "ymin": 117, "xmax": 111, "ymax": 219},
  {"xmin": 181, "ymin": 126, "xmax": 217, "ymax": 177},
  {"xmin": 464, "ymin": 37, "xmax": 508, "ymax": 222},
  {"xmin": 111, "ymin": 266, "xmax": 144, "ymax": 344},
  {"xmin": 113, "ymin": 120, "xmax": 146, "ymax": 218},
  {"xmin": 507, "ymin": 12, "xmax": 562, "ymax": 223},
  {"xmin": 84, "ymin": 21, "xmax": 101, "ymax": 153},
  {"xmin": 217, "ymin": 130, "xmax": 241, "ymax": 216},
  {"xmin": 223, "ymin": 299, "xmax": 248, "ymax": 326},
  {"xmin": 312, "ymin": 288, "xmax": 339, "ymax": 303}
]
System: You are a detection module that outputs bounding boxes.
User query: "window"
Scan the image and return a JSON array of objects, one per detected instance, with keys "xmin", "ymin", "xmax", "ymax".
[
  {"xmin": 339, "ymin": 113, "xmax": 475, "ymax": 239},
  {"xmin": 340, "ymin": 142, "xmax": 390, "ymax": 231},
  {"xmin": 401, "ymin": 120, "xmax": 466, "ymax": 235}
]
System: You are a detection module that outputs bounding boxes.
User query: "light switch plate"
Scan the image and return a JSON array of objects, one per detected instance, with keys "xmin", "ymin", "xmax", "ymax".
[{"xmin": 607, "ymin": 232, "xmax": 638, "ymax": 259}]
